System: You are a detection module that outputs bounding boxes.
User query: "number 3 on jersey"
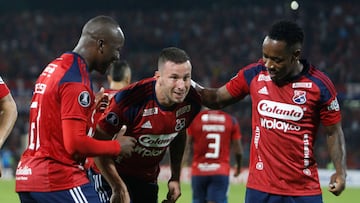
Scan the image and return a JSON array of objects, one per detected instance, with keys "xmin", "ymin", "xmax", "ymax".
[{"xmin": 205, "ymin": 133, "xmax": 220, "ymax": 159}]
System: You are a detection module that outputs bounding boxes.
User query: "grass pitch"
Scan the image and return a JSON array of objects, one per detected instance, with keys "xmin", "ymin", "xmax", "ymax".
[{"xmin": 1, "ymin": 179, "xmax": 358, "ymax": 203}]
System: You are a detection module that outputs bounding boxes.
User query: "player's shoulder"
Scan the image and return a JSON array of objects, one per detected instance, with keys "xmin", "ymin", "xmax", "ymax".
[
  {"xmin": 113, "ymin": 77, "xmax": 155, "ymax": 104},
  {"xmin": 303, "ymin": 60, "xmax": 336, "ymax": 89}
]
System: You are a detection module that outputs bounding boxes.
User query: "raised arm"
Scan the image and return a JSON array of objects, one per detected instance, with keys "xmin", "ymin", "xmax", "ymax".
[{"xmin": 325, "ymin": 122, "xmax": 346, "ymax": 196}]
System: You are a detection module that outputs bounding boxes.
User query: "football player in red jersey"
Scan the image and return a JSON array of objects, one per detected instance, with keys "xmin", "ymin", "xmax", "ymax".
[
  {"xmin": 185, "ymin": 108, "xmax": 243, "ymax": 203},
  {"xmin": 87, "ymin": 60, "xmax": 132, "ymax": 202},
  {"xmin": 192, "ymin": 20, "xmax": 346, "ymax": 203},
  {"xmin": 15, "ymin": 15, "xmax": 136, "ymax": 203},
  {"xmin": 0, "ymin": 76, "xmax": 18, "ymax": 178},
  {"xmin": 93, "ymin": 47, "xmax": 202, "ymax": 203}
]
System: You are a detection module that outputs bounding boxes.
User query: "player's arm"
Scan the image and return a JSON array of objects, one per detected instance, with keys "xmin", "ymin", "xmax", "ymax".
[
  {"xmin": 0, "ymin": 93, "xmax": 17, "ymax": 178},
  {"xmin": 325, "ymin": 122, "xmax": 346, "ymax": 196},
  {"xmin": 93, "ymin": 152, "xmax": 130, "ymax": 203},
  {"xmin": 62, "ymin": 119, "xmax": 121, "ymax": 157},
  {"xmin": 181, "ymin": 129, "xmax": 193, "ymax": 167},
  {"xmin": 0, "ymin": 93, "xmax": 17, "ymax": 149},
  {"xmin": 165, "ymin": 129, "xmax": 187, "ymax": 202},
  {"xmin": 232, "ymin": 138, "xmax": 243, "ymax": 177},
  {"xmin": 191, "ymin": 80, "xmax": 236, "ymax": 109}
]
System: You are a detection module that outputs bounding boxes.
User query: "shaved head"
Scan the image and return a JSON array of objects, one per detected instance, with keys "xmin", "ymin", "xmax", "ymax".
[
  {"xmin": 82, "ymin": 15, "xmax": 123, "ymax": 41},
  {"xmin": 73, "ymin": 15, "xmax": 125, "ymax": 74}
]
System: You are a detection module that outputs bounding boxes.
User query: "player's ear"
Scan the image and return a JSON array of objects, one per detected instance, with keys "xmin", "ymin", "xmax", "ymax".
[{"xmin": 154, "ymin": 71, "xmax": 160, "ymax": 78}]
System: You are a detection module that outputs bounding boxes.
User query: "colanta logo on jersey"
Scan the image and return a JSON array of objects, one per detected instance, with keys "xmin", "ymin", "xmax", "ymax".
[
  {"xmin": 138, "ymin": 133, "xmax": 178, "ymax": 147},
  {"xmin": 78, "ymin": 91, "xmax": 91, "ymax": 107},
  {"xmin": 257, "ymin": 100, "xmax": 304, "ymax": 121}
]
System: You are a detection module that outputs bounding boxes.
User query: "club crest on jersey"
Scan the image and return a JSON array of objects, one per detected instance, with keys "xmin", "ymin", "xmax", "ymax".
[
  {"xmin": 292, "ymin": 90, "xmax": 306, "ymax": 104},
  {"xmin": 175, "ymin": 118, "xmax": 186, "ymax": 131},
  {"xmin": 106, "ymin": 112, "xmax": 119, "ymax": 126},
  {"xmin": 78, "ymin": 91, "xmax": 91, "ymax": 107}
]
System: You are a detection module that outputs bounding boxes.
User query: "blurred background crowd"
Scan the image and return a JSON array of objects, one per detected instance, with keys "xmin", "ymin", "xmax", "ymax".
[{"xmin": 0, "ymin": 0, "xmax": 359, "ymax": 174}]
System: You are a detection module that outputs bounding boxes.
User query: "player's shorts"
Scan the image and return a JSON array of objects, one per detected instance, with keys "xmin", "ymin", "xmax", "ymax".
[
  {"xmin": 88, "ymin": 169, "xmax": 159, "ymax": 203},
  {"xmin": 17, "ymin": 182, "xmax": 101, "ymax": 203},
  {"xmin": 245, "ymin": 187, "xmax": 323, "ymax": 203},
  {"xmin": 88, "ymin": 169, "xmax": 111, "ymax": 203},
  {"xmin": 191, "ymin": 175, "xmax": 229, "ymax": 203},
  {"xmin": 121, "ymin": 175, "xmax": 159, "ymax": 203}
]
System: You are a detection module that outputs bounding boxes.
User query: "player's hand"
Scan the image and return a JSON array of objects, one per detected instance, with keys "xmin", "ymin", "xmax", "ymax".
[
  {"xmin": 95, "ymin": 87, "xmax": 109, "ymax": 112},
  {"xmin": 113, "ymin": 125, "xmax": 136, "ymax": 157},
  {"xmin": 233, "ymin": 167, "xmax": 241, "ymax": 177},
  {"xmin": 110, "ymin": 186, "xmax": 131, "ymax": 203},
  {"xmin": 328, "ymin": 172, "xmax": 346, "ymax": 196},
  {"xmin": 162, "ymin": 180, "xmax": 181, "ymax": 203}
]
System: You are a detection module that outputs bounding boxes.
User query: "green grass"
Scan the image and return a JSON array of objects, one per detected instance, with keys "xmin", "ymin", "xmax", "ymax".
[{"xmin": 1, "ymin": 179, "xmax": 359, "ymax": 203}]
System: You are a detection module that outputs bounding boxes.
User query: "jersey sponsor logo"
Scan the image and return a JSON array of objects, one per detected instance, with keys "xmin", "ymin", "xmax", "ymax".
[
  {"xmin": 106, "ymin": 112, "xmax": 119, "ymax": 126},
  {"xmin": 34, "ymin": 83, "xmax": 47, "ymax": 94},
  {"xmin": 257, "ymin": 74, "xmax": 271, "ymax": 81},
  {"xmin": 258, "ymin": 86, "xmax": 269, "ymax": 95},
  {"xmin": 202, "ymin": 124, "xmax": 225, "ymax": 132},
  {"xmin": 292, "ymin": 82, "xmax": 312, "ymax": 88},
  {"xmin": 260, "ymin": 118, "xmax": 301, "ymax": 132},
  {"xmin": 78, "ymin": 91, "xmax": 91, "ymax": 107},
  {"xmin": 257, "ymin": 100, "xmax": 304, "ymax": 121},
  {"xmin": 15, "ymin": 164, "xmax": 32, "ymax": 180},
  {"xmin": 141, "ymin": 120, "xmax": 152, "ymax": 129},
  {"xmin": 327, "ymin": 98, "xmax": 340, "ymax": 111},
  {"xmin": 175, "ymin": 118, "xmax": 186, "ymax": 131},
  {"xmin": 143, "ymin": 107, "xmax": 158, "ymax": 116},
  {"xmin": 176, "ymin": 105, "xmax": 191, "ymax": 117},
  {"xmin": 201, "ymin": 114, "xmax": 225, "ymax": 122},
  {"xmin": 134, "ymin": 145, "xmax": 166, "ymax": 157},
  {"xmin": 292, "ymin": 90, "xmax": 307, "ymax": 104},
  {"xmin": 138, "ymin": 133, "xmax": 178, "ymax": 147},
  {"xmin": 197, "ymin": 163, "xmax": 221, "ymax": 171}
]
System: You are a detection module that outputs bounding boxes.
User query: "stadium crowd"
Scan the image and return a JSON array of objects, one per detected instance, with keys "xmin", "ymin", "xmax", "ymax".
[{"xmin": 0, "ymin": 0, "xmax": 359, "ymax": 174}]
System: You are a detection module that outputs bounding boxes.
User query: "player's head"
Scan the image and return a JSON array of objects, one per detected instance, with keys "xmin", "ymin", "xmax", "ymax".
[
  {"xmin": 107, "ymin": 60, "xmax": 132, "ymax": 89},
  {"xmin": 262, "ymin": 20, "xmax": 304, "ymax": 84},
  {"xmin": 74, "ymin": 15, "xmax": 125, "ymax": 74},
  {"xmin": 155, "ymin": 47, "xmax": 192, "ymax": 106}
]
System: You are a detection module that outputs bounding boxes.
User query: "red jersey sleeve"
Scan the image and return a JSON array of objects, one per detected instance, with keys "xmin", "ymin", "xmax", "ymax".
[{"xmin": 0, "ymin": 77, "xmax": 10, "ymax": 99}]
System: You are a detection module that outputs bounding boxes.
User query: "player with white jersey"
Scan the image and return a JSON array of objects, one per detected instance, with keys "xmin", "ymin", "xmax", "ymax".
[{"xmin": 191, "ymin": 20, "xmax": 346, "ymax": 203}]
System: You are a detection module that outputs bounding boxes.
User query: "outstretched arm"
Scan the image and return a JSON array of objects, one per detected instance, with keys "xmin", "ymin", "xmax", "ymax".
[
  {"xmin": 191, "ymin": 80, "xmax": 237, "ymax": 109},
  {"xmin": 325, "ymin": 122, "xmax": 346, "ymax": 196}
]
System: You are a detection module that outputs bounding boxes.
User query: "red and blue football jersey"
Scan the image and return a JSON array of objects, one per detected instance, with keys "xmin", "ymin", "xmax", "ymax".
[
  {"xmin": 187, "ymin": 109, "xmax": 242, "ymax": 176},
  {"xmin": 97, "ymin": 77, "xmax": 202, "ymax": 182},
  {"xmin": 226, "ymin": 59, "xmax": 341, "ymax": 196},
  {"xmin": 16, "ymin": 52, "xmax": 96, "ymax": 192}
]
